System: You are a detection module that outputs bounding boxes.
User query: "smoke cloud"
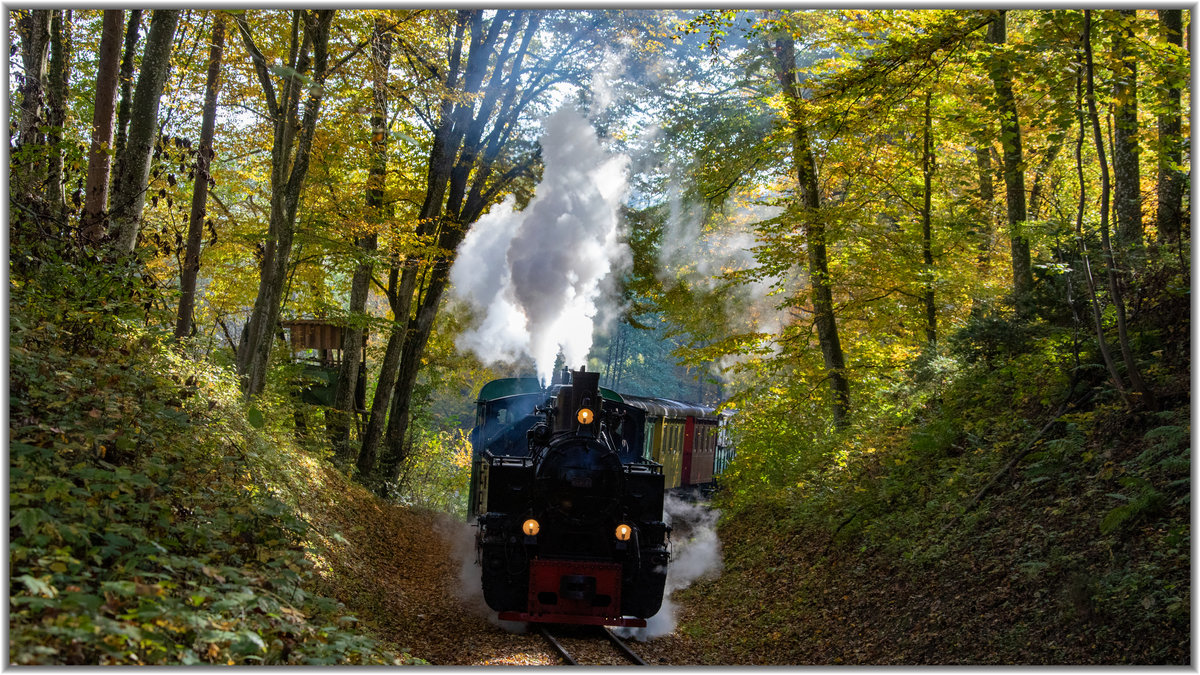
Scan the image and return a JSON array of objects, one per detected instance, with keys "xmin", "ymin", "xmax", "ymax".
[
  {"xmin": 618, "ymin": 494, "xmax": 723, "ymax": 641},
  {"xmin": 451, "ymin": 107, "xmax": 629, "ymax": 383},
  {"xmin": 435, "ymin": 515, "xmax": 528, "ymax": 633}
]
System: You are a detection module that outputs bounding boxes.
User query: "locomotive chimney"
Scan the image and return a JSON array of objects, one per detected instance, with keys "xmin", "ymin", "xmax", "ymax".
[
  {"xmin": 571, "ymin": 367, "xmax": 599, "ymax": 403},
  {"xmin": 551, "ymin": 367, "xmax": 569, "ymax": 387},
  {"xmin": 553, "ymin": 367, "xmax": 601, "ymax": 436}
]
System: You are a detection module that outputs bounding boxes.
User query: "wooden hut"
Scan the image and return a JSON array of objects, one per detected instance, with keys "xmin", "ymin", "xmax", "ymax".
[{"xmin": 281, "ymin": 319, "xmax": 367, "ymax": 412}]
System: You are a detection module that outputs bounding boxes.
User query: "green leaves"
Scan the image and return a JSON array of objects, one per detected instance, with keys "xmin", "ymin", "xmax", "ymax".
[
  {"xmin": 247, "ymin": 406, "xmax": 265, "ymax": 428},
  {"xmin": 10, "ymin": 508, "xmax": 50, "ymax": 538},
  {"xmin": 8, "ymin": 272, "xmax": 404, "ymax": 665}
]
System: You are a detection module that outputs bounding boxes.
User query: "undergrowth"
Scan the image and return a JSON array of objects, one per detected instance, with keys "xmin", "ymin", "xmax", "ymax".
[
  {"xmin": 9, "ymin": 248, "xmax": 423, "ymax": 665},
  {"xmin": 701, "ymin": 287, "xmax": 1189, "ymax": 663}
]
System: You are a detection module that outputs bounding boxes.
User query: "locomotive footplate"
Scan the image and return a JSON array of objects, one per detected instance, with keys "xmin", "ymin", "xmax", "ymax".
[{"xmin": 497, "ymin": 559, "xmax": 647, "ymax": 628}]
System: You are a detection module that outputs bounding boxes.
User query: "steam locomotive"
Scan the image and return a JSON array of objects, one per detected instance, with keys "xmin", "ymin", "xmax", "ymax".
[{"xmin": 467, "ymin": 367, "xmax": 729, "ymax": 627}]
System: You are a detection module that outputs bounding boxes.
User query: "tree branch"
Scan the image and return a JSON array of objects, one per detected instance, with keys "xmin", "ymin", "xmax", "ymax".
[{"xmin": 233, "ymin": 13, "xmax": 279, "ymax": 119}]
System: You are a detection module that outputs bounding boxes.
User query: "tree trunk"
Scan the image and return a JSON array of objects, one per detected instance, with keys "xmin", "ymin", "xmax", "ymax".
[
  {"xmin": 377, "ymin": 12, "xmax": 549, "ymax": 478},
  {"xmin": 985, "ymin": 11, "xmax": 1033, "ymax": 301},
  {"xmin": 1073, "ymin": 69, "xmax": 1127, "ymax": 404},
  {"xmin": 333, "ymin": 17, "xmax": 391, "ymax": 460},
  {"xmin": 358, "ymin": 262, "xmax": 421, "ymax": 477},
  {"xmin": 44, "ymin": 10, "xmax": 72, "ymax": 222},
  {"xmin": 360, "ymin": 11, "xmax": 574, "ymax": 481},
  {"xmin": 15, "ymin": 10, "xmax": 52, "ymax": 150},
  {"xmin": 109, "ymin": 9, "xmax": 181, "ymax": 253},
  {"xmin": 380, "ymin": 262, "xmax": 454, "ymax": 480},
  {"xmin": 175, "ymin": 14, "xmax": 225, "ymax": 339},
  {"xmin": 80, "ymin": 10, "xmax": 124, "ymax": 246},
  {"xmin": 359, "ymin": 12, "xmax": 470, "ymax": 478},
  {"xmin": 975, "ymin": 145, "xmax": 995, "ymax": 267},
  {"xmin": 1084, "ymin": 10, "xmax": 1153, "ymax": 408},
  {"xmin": 1111, "ymin": 9, "xmax": 1143, "ymax": 250},
  {"xmin": 612, "ymin": 323, "xmax": 628, "ymax": 390},
  {"xmin": 112, "ymin": 9, "xmax": 143, "ymax": 192},
  {"xmin": 358, "ymin": 311, "xmax": 406, "ymax": 477},
  {"xmin": 12, "ymin": 9, "xmax": 52, "ymax": 205},
  {"xmin": 236, "ymin": 10, "xmax": 336, "ymax": 397},
  {"xmin": 920, "ymin": 88, "xmax": 937, "ymax": 345},
  {"xmin": 1155, "ymin": 9, "xmax": 1184, "ymax": 247},
  {"xmin": 773, "ymin": 30, "xmax": 851, "ymax": 429}
]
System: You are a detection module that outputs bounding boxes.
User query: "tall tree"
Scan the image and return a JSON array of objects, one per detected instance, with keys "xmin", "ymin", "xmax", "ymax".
[
  {"xmin": 1083, "ymin": 9, "xmax": 1152, "ymax": 408},
  {"xmin": 1155, "ymin": 9, "xmax": 1185, "ymax": 247},
  {"xmin": 772, "ymin": 27, "xmax": 851, "ymax": 428},
  {"xmin": 112, "ymin": 10, "xmax": 143, "ymax": 185},
  {"xmin": 1111, "ymin": 9, "xmax": 1142, "ymax": 249},
  {"xmin": 985, "ymin": 10, "xmax": 1033, "ymax": 301},
  {"xmin": 361, "ymin": 10, "xmax": 594, "ymax": 480},
  {"xmin": 44, "ymin": 10, "xmax": 72, "ymax": 222},
  {"xmin": 920, "ymin": 88, "xmax": 938, "ymax": 345},
  {"xmin": 1073, "ymin": 66, "xmax": 1126, "ymax": 405},
  {"xmin": 974, "ymin": 146, "xmax": 996, "ymax": 268},
  {"xmin": 80, "ymin": 10, "xmax": 125, "ymax": 246},
  {"xmin": 235, "ymin": 9, "xmax": 337, "ymax": 396},
  {"xmin": 11, "ymin": 9, "xmax": 52, "ymax": 206},
  {"xmin": 14, "ymin": 10, "xmax": 52, "ymax": 150},
  {"xmin": 331, "ymin": 14, "xmax": 392, "ymax": 460},
  {"xmin": 109, "ymin": 9, "xmax": 181, "ymax": 253},
  {"xmin": 175, "ymin": 13, "xmax": 226, "ymax": 339}
]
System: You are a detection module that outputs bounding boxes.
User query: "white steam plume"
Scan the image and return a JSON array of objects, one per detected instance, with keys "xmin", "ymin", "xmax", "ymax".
[
  {"xmin": 434, "ymin": 515, "xmax": 528, "ymax": 633},
  {"xmin": 451, "ymin": 107, "xmax": 629, "ymax": 383},
  {"xmin": 618, "ymin": 494, "xmax": 723, "ymax": 641}
]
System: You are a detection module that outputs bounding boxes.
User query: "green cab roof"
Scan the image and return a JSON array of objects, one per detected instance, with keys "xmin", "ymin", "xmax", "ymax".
[{"xmin": 476, "ymin": 377, "xmax": 542, "ymax": 402}]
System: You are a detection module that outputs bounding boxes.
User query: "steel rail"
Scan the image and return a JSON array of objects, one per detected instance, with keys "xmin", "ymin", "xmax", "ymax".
[
  {"xmin": 602, "ymin": 626, "xmax": 648, "ymax": 665},
  {"xmin": 538, "ymin": 626, "xmax": 578, "ymax": 665}
]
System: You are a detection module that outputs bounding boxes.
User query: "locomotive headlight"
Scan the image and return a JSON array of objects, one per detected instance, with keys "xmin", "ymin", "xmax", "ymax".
[
  {"xmin": 522, "ymin": 519, "xmax": 540, "ymax": 536},
  {"xmin": 615, "ymin": 523, "xmax": 633, "ymax": 541},
  {"xmin": 577, "ymin": 408, "xmax": 594, "ymax": 425}
]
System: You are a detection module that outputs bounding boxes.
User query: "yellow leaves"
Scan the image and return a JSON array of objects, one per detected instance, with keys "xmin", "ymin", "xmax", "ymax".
[
  {"xmin": 104, "ymin": 633, "xmax": 128, "ymax": 649},
  {"xmin": 451, "ymin": 442, "xmax": 473, "ymax": 470}
]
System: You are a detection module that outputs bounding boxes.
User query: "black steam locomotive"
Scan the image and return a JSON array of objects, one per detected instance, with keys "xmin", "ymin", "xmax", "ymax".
[{"xmin": 467, "ymin": 367, "xmax": 671, "ymax": 627}]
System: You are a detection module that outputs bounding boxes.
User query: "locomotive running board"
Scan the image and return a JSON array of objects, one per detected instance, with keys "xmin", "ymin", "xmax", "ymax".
[{"xmin": 498, "ymin": 611, "xmax": 647, "ymax": 628}]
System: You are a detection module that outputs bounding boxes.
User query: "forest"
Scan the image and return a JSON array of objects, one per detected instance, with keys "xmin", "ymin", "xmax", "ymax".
[{"xmin": 8, "ymin": 8, "xmax": 1190, "ymax": 665}]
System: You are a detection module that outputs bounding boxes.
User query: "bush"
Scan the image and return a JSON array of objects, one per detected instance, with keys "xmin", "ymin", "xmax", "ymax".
[{"xmin": 948, "ymin": 302, "xmax": 1039, "ymax": 365}]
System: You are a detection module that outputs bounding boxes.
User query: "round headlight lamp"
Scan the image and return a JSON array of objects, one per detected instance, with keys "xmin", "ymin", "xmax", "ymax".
[
  {"xmin": 577, "ymin": 408, "xmax": 594, "ymax": 425},
  {"xmin": 615, "ymin": 523, "xmax": 632, "ymax": 541},
  {"xmin": 522, "ymin": 519, "xmax": 540, "ymax": 536}
]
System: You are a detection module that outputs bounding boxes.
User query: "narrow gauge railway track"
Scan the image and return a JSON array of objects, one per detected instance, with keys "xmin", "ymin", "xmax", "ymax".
[{"xmin": 538, "ymin": 625, "xmax": 648, "ymax": 665}]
